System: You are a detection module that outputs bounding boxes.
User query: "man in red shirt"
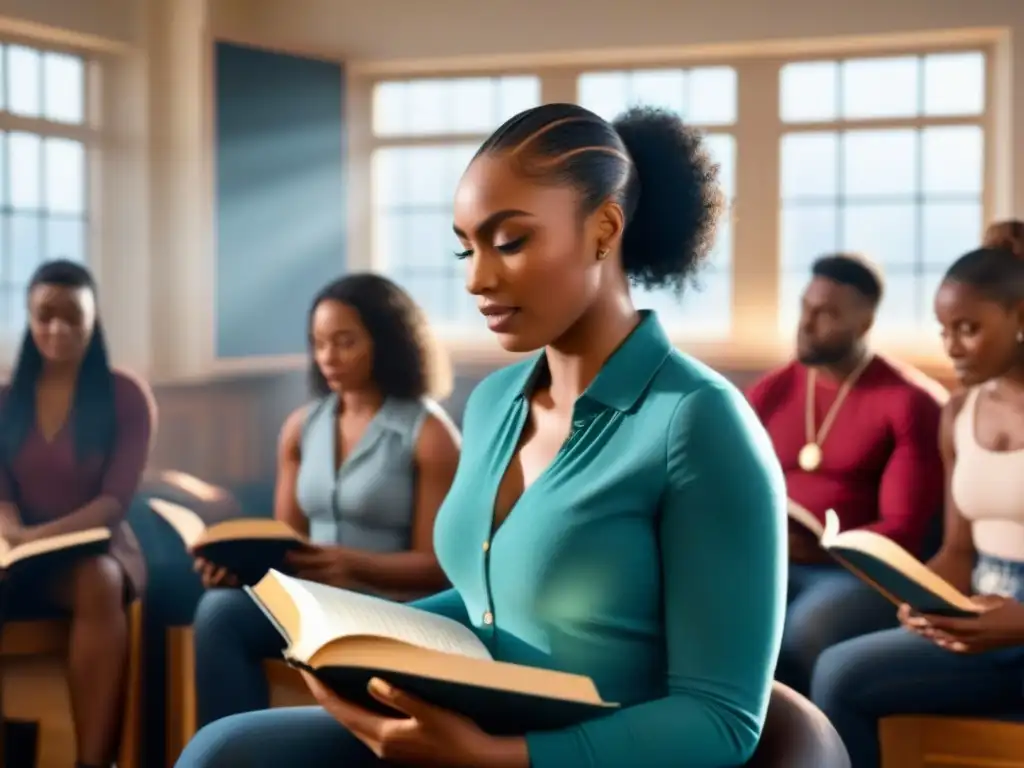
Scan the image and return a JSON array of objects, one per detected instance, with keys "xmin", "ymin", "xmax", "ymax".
[{"xmin": 747, "ymin": 254, "xmax": 947, "ymax": 695}]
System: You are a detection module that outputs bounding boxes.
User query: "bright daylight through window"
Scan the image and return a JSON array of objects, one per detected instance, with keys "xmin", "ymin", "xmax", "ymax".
[
  {"xmin": 0, "ymin": 43, "xmax": 88, "ymax": 334},
  {"xmin": 778, "ymin": 52, "xmax": 987, "ymax": 335}
]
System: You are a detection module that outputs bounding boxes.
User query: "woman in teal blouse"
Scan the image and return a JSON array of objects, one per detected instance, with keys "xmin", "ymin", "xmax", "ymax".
[{"xmin": 175, "ymin": 104, "xmax": 787, "ymax": 768}]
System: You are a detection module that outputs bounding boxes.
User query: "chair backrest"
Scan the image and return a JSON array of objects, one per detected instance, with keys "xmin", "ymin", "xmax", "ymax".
[{"xmin": 745, "ymin": 681, "xmax": 850, "ymax": 768}]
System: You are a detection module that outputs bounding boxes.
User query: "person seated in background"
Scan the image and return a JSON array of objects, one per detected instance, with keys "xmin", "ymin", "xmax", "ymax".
[
  {"xmin": 812, "ymin": 246, "xmax": 1024, "ymax": 768},
  {"xmin": 747, "ymin": 253, "xmax": 947, "ymax": 695},
  {"xmin": 0, "ymin": 260, "xmax": 155, "ymax": 768},
  {"xmin": 174, "ymin": 104, "xmax": 786, "ymax": 768},
  {"xmin": 983, "ymin": 218, "xmax": 1024, "ymax": 257},
  {"xmin": 191, "ymin": 273, "xmax": 461, "ymax": 728}
]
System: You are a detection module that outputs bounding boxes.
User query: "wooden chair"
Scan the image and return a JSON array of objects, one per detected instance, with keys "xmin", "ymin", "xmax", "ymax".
[
  {"xmin": 880, "ymin": 714, "xmax": 1024, "ymax": 767},
  {"xmin": 0, "ymin": 600, "xmax": 144, "ymax": 768},
  {"xmin": 165, "ymin": 626, "xmax": 313, "ymax": 766}
]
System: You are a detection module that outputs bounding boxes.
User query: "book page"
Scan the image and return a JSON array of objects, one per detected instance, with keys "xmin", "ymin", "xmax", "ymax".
[
  {"xmin": 272, "ymin": 571, "xmax": 493, "ymax": 663},
  {"xmin": 5, "ymin": 527, "xmax": 110, "ymax": 566},
  {"xmin": 788, "ymin": 499, "xmax": 825, "ymax": 539},
  {"xmin": 148, "ymin": 498, "xmax": 207, "ymax": 549}
]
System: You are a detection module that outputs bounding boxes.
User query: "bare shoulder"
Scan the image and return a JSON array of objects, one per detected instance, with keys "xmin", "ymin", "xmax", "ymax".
[
  {"xmin": 416, "ymin": 402, "xmax": 461, "ymax": 462},
  {"xmin": 279, "ymin": 404, "xmax": 310, "ymax": 449}
]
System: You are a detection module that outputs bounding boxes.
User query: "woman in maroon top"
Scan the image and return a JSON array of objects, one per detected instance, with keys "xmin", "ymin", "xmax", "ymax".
[{"xmin": 0, "ymin": 260, "xmax": 155, "ymax": 768}]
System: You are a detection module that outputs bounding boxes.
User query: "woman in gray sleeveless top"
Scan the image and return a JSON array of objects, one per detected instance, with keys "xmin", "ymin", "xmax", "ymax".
[{"xmin": 190, "ymin": 274, "xmax": 461, "ymax": 727}]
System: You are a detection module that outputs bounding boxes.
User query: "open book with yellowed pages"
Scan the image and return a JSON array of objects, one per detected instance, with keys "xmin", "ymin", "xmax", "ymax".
[
  {"xmin": 0, "ymin": 527, "xmax": 110, "ymax": 572},
  {"xmin": 821, "ymin": 509, "xmax": 983, "ymax": 617},
  {"xmin": 148, "ymin": 498, "xmax": 305, "ymax": 585},
  {"xmin": 246, "ymin": 570, "xmax": 618, "ymax": 734}
]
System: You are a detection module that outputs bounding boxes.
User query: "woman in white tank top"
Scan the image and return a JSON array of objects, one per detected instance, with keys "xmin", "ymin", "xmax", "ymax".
[{"xmin": 809, "ymin": 245, "xmax": 1024, "ymax": 768}]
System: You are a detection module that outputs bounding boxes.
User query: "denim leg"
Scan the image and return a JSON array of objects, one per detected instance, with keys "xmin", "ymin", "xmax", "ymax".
[
  {"xmin": 777, "ymin": 567, "xmax": 898, "ymax": 695},
  {"xmin": 175, "ymin": 707, "xmax": 381, "ymax": 768},
  {"xmin": 811, "ymin": 627, "xmax": 1024, "ymax": 768},
  {"xmin": 193, "ymin": 588, "xmax": 286, "ymax": 727}
]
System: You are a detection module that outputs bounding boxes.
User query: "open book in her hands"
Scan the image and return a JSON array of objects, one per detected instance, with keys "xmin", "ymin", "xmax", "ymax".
[
  {"xmin": 0, "ymin": 528, "xmax": 110, "ymax": 574},
  {"xmin": 148, "ymin": 499, "xmax": 305, "ymax": 586},
  {"xmin": 820, "ymin": 509, "xmax": 983, "ymax": 617},
  {"xmin": 246, "ymin": 570, "xmax": 618, "ymax": 734}
]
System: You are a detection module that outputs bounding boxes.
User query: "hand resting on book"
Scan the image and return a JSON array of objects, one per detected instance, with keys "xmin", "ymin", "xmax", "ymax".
[
  {"xmin": 284, "ymin": 544, "xmax": 353, "ymax": 588},
  {"xmin": 195, "ymin": 557, "xmax": 239, "ymax": 589},
  {"xmin": 899, "ymin": 596, "xmax": 1024, "ymax": 653},
  {"xmin": 299, "ymin": 670, "xmax": 528, "ymax": 768}
]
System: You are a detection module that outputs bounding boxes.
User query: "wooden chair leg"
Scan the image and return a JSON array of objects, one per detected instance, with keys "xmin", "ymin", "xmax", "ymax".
[
  {"xmin": 165, "ymin": 626, "xmax": 196, "ymax": 768},
  {"xmin": 118, "ymin": 600, "xmax": 144, "ymax": 768}
]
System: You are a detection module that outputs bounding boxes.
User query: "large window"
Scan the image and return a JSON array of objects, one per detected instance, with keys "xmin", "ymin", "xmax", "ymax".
[
  {"xmin": 370, "ymin": 76, "xmax": 541, "ymax": 330},
  {"xmin": 0, "ymin": 43, "xmax": 88, "ymax": 333},
  {"xmin": 577, "ymin": 67, "xmax": 737, "ymax": 338},
  {"xmin": 778, "ymin": 52, "xmax": 987, "ymax": 334}
]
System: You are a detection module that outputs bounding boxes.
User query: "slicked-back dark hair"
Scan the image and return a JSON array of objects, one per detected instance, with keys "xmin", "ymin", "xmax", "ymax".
[
  {"xmin": 307, "ymin": 273, "xmax": 451, "ymax": 400},
  {"xmin": 475, "ymin": 103, "xmax": 724, "ymax": 294},
  {"xmin": 811, "ymin": 253, "xmax": 884, "ymax": 308},
  {"xmin": 943, "ymin": 247, "xmax": 1024, "ymax": 306},
  {"xmin": 0, "ymin": 259, "xmax": 115, "ymax": 462}
]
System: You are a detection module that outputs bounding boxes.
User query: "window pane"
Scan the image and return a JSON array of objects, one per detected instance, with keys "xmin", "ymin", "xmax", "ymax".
[
  {"xmin": 781, "ymin": 204, "xmax": 838, "ymax": 272},
  {"xmin": 781, "ymin": 133, "xmax": 838, "ymax": 199},
  {"xmin": 922, "ymin": 126, "xmax": 983, "ymax": 196},
  {"xmin": 10, "ymin": 212, "xmax": 42, "ymax": 285},
  {"xmin": 874, "ymin": 270, "xmax": 922, "ymax": 332},
  {"xmin": 44, "ymin": 138, "xmax": 86, "ymax": 214},
  {"xmin": 394, "ymin": 271, "xmax": 461, "ymax": 327},
  {"xmin": 578, "ymin": 72, "xmax": 629, "ymax": 122},
  {"xmin": 924, "ymin": 52, "xmax": 985, "ymax": 116},
  {"xmin": 400, "ymin": 211, "xmax": 453, "ymax": 271},
  {"xmin": 630, "ymin": 69, "xmax": 686, "ymax": 115},
  {"xmin": 450, "ymin": 78, "xmax": 495, "ymax": 135},
  {"xmin": 921, "ymin": 202, "xmax": 982, "ymax": 270},
  {"xmin": 842, "ymin": 130, "xmax": 917, "ymax": 197},
  {"xmin": 780, "ymin": 61, "xmax": 838, "ymax": 122},
  {"xmin": 8, "ymin": 45, "xmax": 41, "ymax": 118},
  {"xmin": 45, "ymin": 217, "xmax": 86, "ymax": 263},
  {"xmin": 10, "ymin": 132, "xmax": 42, "ymax": 209},
  {"xmin": 372, "ymin": 148, "xmax": 404, "ymax": 208},
  {"xmin": 43, "ymin": 52, "xmax": 84, "ymax": 124},
  {"xmin": 373, "ymin": 76, "xmax": 540, "ymax": 137},
  {"xmin": 373, "ymin": 82, "xmax": 407, "ymax": 136},
  {"xmin": 841, "ymin": 203, "xmax": 917, "ymax": 270},
  {"xmin": 0, "ymin": 46, "xmax": 5, "ymax": 111},
  {"xmin": 0, "ymin": 132, "xmax": 5, "ymax": 207},
  {"xmin": 3, "ymin": 285, "xmax": 26, "ymax": 333},
  {"xmin": 405, "ymin": 146, "xmax": 453, "ymax": 207},
  {"xmin": 709, "ymin": 210, "xmax": 733, "ymax": 268},
  {"xmin": 687, "ymin": 67, "xmax": 737, "ymax": 125},
  {"xmin": 704, "ymin": 134, "xmax": 736, "ymax": 201},
  {"xmin": 375, "ymin": 211, "xmax": 407, "ymax": 273},
  {"xmin": 497, "ymin": 76, "xmax": 540, "ymax": 124},
  {"xmin": 841, "ymin": 56, "xmax": 920, "ymax": 119},
  {"xmin": 406, "ymin": 80, "xmax": 448, "ymax": 135},
  {"xmin": 635, "ymin": 269, "xmax": 731, "ymax": 337}
]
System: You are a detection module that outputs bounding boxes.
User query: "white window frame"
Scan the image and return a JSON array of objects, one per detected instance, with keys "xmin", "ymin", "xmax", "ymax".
[
  {"xmin": 353, "ymin": 31, "xmax": 1005, "ymax": 373},
  {"xmin": 0, "ymin": 36, "xmax": 100, "ymax": 357}
]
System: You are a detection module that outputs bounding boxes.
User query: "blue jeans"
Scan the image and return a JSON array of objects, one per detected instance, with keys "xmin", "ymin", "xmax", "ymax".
[
  {"xmin": 811, "ymin": 628, "xmax": 1024, "ymax": 768},
  {"xmin": 811, "ymin": 552, "xmax": 1024, "ymax": 768},
  {"xmin": 776, "ymin": 564, "xmax": 898, "ymax": 695},
  {"xmin": 175, "ymin": 707, "xmax": 379, "ymax": 767},
  {"xmin": 192, "ymin": 588, "xmax": 286, "ymax": 727}
]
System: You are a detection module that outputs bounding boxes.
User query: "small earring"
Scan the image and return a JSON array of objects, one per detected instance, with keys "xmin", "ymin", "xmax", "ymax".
[
  {"xmin": 597, "ymin": 248, "xmax": 610, "ymax": 261},
  {"xmin": 1017, "ymin": 329, "xmax": 1023, "ymax": 344}
]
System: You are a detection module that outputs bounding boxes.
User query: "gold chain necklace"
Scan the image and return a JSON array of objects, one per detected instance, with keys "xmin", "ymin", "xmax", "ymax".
[{"xmin": 799, "ymin": 354, "xmax": 874, "ymax": 472}]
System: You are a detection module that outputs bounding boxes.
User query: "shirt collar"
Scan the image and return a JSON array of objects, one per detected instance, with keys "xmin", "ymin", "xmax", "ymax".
[{"xmin": 515, "ymin": 310, "xmax": 673, "ymax": 413}]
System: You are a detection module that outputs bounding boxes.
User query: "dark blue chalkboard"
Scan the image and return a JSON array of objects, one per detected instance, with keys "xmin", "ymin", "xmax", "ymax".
[{"xmin": 214, "ymin": 42, "xmax": 345, "ymax": 358}]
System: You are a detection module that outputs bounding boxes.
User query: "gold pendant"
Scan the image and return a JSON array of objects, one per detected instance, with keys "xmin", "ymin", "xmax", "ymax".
[{"xmin": 798, "ymin": 443, "xmax": 822, "ymax": 472}]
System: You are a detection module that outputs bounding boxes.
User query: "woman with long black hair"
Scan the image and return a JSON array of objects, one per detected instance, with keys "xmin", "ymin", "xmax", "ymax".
[{"xmin": 0, "ymin": 259, "xmax": 155, "ymax": 768}]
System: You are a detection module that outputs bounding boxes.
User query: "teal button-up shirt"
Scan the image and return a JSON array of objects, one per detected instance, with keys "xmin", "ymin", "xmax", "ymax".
[{"xmin": 413, "ymin": 311, "xmax": 786, "ymax": 767}]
